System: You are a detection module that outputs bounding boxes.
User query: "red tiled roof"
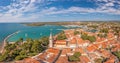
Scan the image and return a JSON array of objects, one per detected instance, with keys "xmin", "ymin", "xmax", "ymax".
[
  {"xmin": 96, "ymin": 37, "xmax": 102, "ymax": 42},
  {"xmin": 38, "ymin": 52, "xmax": 48, "ymax": 60},
  {"xmin": 75, "ymin": 47, "xmax": 85, "ymax": 54},
  {"xmin": 61, "ymin": 48, "xmax": 72, "ymax": 55},
  {"xmin": 100, "ymin": 50, "xmax": 111, "ymax": 58},
  {"xmin": 87, "ymin": 44, "xmax": 98, "ymax": 52},
  {"xmin": 47, "ymin": 48, "xmax": 59, "ymax": 54},
  {"xmin": 80, "ymin": 56, "xmax": 90, "ymax": 63},
  {"xmin": 70, "ymin": 38, "xmax": 77, "ymax": 44},
  {"xmin": 38, "ymin": 48, "xmax": 60, "ymax": 63},
  {"xmin": 101, "ymin": 42, "xmax": 108, "ymax": 48},
  {"xmin": 107, "ymin": 33, "xmax": 114, "ymax": 38},
  {"xmin": 104, "ymin": 58, "xmax": 115, "ymax": 63},
  {"xmin": 89, "ymin": 53, "xmax": 99, "ymax": 60},
  {"xmin": 56, "ymin": 56, "xmax": 69, "ymax": 63},
  {"xmin": 112, "ymin": 43, "xmax": 120, "ymax": 52},
  {"xmin": 77, "ymin": 38, "xmax": 84, "ymax": 44}
]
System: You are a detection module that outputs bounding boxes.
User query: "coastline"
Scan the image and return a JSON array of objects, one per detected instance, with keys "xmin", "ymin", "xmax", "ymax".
[{"xmin": 0, "ymin": 31, "xmax": 20, "ymax": 53}]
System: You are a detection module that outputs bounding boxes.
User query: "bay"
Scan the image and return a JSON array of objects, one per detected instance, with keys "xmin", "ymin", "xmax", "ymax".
[{"xmin": 0, "ymin": 23, "xmax": 66, "ymax": 42}]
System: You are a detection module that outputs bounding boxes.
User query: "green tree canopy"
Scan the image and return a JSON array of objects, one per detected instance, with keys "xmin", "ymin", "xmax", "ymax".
[
  {"xmin": 57, "ymin": 31, "xmax": 67, "ymax": 40},
  {"xmin": 113, "ymin": 51, "xmax": 120, "ymax": 61},
  {"xmin": 0, "ymin": 36, "xmax": 49, "ymax": 62},
  {"xmin": 81, "ymin": 34, "xmax": 96, "ymax": 42},
  {"xmin": 68, "ymin": 52, "xmax": 81, "ymax": 62},
  {"xmin": 74, "ymin": 31, "xmax": 80, "ymax": 35},
  {"xmin": 100, "ymin": 28, "xmax": 108, "ymax": 33}
]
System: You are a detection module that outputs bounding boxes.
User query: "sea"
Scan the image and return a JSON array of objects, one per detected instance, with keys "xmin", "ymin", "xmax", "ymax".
[{"xmin": 0, "ymin": 23, "xmax": 66, "ymax": 43}]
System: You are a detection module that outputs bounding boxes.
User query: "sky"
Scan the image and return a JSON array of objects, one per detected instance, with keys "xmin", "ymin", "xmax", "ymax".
[{"xmin": 0, "ymin": 0, "xmax": 120, "ymax": 22}]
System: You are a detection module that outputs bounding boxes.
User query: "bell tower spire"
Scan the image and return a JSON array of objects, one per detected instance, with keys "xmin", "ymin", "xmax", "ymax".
[{"xmin": 49, "ymin": 29, "xmax": 53, "ymax": 47}]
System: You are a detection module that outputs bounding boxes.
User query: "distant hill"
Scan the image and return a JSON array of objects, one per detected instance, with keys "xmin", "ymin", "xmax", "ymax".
[{"xmin": 22, "ymin": 21, "xmax": 120, "ymax": 26}]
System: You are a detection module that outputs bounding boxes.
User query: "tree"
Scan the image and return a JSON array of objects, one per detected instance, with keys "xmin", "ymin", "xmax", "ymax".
[
  {"xmin": 40, "ymin": 36, "xmax": 49, "ymax": 46},
  {"xmin": 73, "ymin": 52, "xmax": 81, "ymax": 58},
  {"xmin": 88, "ymin": 25, "xmax": 98, "ymax": 29},
  {"xmin": 94, "ymin": 58, "xmax": 103, "ymax": 63},
  {"xmin": 113, "ymin": 51, "xmax": 120, "ymax": 61},
  {"xmin": 31, "ymin": 40, "xmax": 43, "ymax": 53},
  {"xmin": 68, "ymin": 55, "xmax": 80, "ymax": 62},
  {"xmin": 74, "ymin": 31, "xmax": 80, "ymax": 35},
  {"xmin": 20, "ymin": 50, "xmax": 27, "ymax": 56},
  {"xmin": 57, "ymin": 31, "xmax": 67, "ymax": 40},
  {"xmin": 81, "ymin": 34, "xmax": 96, "ymax": 42},
  {"xmin": 88, "ymin": 36, "xmax": 96, "ymax": 42},
  {"xmin": 81, "ymin": 33, "xmax": 88, "ymax": 40},
  {"xmin": 16, "ymin": 38, "xmax": 24, "ymax": 45},
  {"xmin": 15, "ymin": 55, "xmax": 26, "ymax": 60},
  {"xmin": 97, "ymin": 33, "xmax": 107, "ymax": 38},
  {"xmin": 68, "ymin": 52, "xmax": 81, "ymax": 62},
  {"xmin": 1, "ymin": 36, "xmax": 49, "ymax": 62},
  {"xmin": 0, "ymin": 51, "xmax": 9, "ymax": 61},
  {"xmin": 26, "ymin": 38, "xmax": 33, "ymax": 43},
  {"xmin": 100, "ymin": 28, "xmax": 108, "ymax": 33}
]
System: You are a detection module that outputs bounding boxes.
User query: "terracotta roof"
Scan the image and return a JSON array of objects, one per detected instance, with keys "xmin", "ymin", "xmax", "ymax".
[
  {"xmin": 100, "ymin": 50, "xmax": 111, "ymax": 58},
  {"xmin": 38, "ymin": 52, "xmax": 48, "ymax": 60},
  {"xmin": 65, "ymin": 34, "xmax": 70, "ymax": 38},
  {"xmin": 96, "ymin": 37, "xmax": 102, "ymax": 42},
  {"xmin": 107, "ymin": 33, "xmax": 114, "ymax": 38},
  {"xmin": 38, "ymin": 48, "xmax": 60, "ymax": 63},
  {"xmin": 64, "ymin": 30, "xmax": 74, "ymax": 38},
  {"xmin": 101, "ymin": 42, "xmax": 108, "ymax": 48},
  {"xmin": 47, "ymin": 54, "xmax": 56, "ymax": 63},
  {"xmin": 88, "ymin": 53, "xmax": 99, "ymax": 60},
  {"xmin": 80, "ymin": 56, "xmax": 90, "ymax": 63},
  {"xmin": 104, "ymin": 58, "xmax": 115, "ymax": 63},
  {"xmin": 70, "ymin": 38, "xmax": 77, "ymax": 44},
  {"xmin": 96, "ymin": 37, "xmax": 106, "ymax": 43},
  {"xmin": 47, "ymin": 48, "xmax": 59, "ymax": 54},
  {"xmin": 87, "ymin": 44, "xmax": 98, "ymax": 52},
  {"xmin": 56, "ymin": 56, "xmax": 69, "ymax": 63},
  {"xmin": 61, "ymin": 48, "xmax": 72, "ymax": 55},
  {"xmin": 112, "ymin": 43, "xmax": 120, "ymax": 52},
  {"xmin": 77, "ymin": 38, "xmax": 84, "ymax": 44},
  {"xmin": 74, "ymin": 47, "xmax": 85, "ymax": 54}
]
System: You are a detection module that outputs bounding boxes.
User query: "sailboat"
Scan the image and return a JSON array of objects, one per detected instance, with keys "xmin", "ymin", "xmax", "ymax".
[
  {"xmin": 25, "ymin": 33, "xmax": 28, "ymax": 37},
  {"xmin": 40, "ymin": 33, "xmax": 42, "ymax": 35}
]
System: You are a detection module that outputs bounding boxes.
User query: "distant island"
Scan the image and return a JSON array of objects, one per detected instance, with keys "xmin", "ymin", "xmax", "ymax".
[{"xmin": 23, "ymin": 21, "xmax": 120, "ymax": 26}]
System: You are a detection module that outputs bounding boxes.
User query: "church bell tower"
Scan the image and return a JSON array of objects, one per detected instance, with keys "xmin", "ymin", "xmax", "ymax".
[{"xmin": 49, "ymin": 29, "xmax": 53, "ymax": 47}]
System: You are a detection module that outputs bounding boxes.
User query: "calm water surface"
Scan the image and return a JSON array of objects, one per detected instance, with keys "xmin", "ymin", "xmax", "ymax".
[{"xmin": 0, "ymin": 23, "xmax": 66, "ymax": 42}]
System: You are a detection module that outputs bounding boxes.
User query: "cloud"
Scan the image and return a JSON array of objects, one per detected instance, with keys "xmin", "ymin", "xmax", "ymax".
[
  {"xmin": 0, "ymin": 0, "xmax": 120, "ymax": 22},
  {"xmin": 39, "ymin": 5, "xmax": 120, "ymax": 15}
]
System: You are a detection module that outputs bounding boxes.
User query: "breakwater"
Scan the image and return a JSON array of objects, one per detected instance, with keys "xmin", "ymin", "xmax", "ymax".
[{"xmin": 0, "ymin": 31, "xmax": 20, "ymax": 53}]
